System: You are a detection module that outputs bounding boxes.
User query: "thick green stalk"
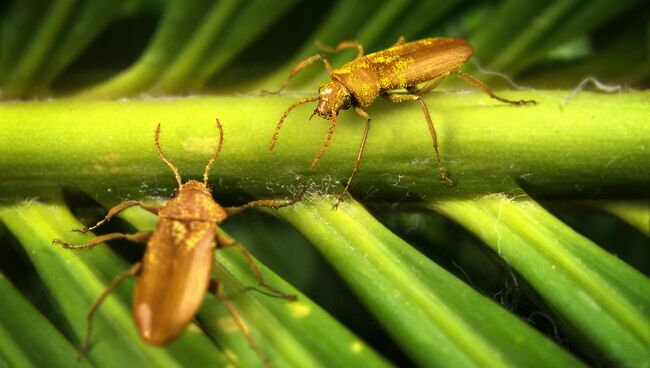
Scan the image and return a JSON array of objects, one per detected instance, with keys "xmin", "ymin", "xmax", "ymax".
[{"xmin": 0, "ymin": 91, "xmax": 647, "ymax": 202}]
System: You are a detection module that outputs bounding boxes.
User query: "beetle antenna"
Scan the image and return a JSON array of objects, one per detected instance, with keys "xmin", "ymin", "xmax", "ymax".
[
  {"xmin": 203, "ymin": 118, "xmax": 224, "ymax": 185},
  {"xmin": 269, "ymin": 96, "xmax": 319, "ymax": 151},
  {"xmin": 155, "ymin": 124, "xmax": 183, "ymax": 187}
]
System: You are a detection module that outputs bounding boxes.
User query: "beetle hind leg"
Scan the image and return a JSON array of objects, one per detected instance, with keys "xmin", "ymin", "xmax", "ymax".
[
  {"xmin": 210, "ymin": 280, "xmax": 272, "ymax": 368},
  {"xmin": 77, "ymin": 263, "xmax": 142, "ymax": 360},
  {"xmin": 452, "ymin": 71, "xmax": 536, "ymax": 105},
  {"xmin": 382, "ymin": 92, "xmax": 454, "ymax": 186},
  {"xmin": 218, "ymin": 236, "xmax": 297, "ymax": 301}
]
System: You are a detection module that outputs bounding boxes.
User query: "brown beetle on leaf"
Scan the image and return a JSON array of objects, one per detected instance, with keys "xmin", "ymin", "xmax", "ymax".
[{"xmin": 54, "ymin": 119, "xmax": 301, "ymax": 366}]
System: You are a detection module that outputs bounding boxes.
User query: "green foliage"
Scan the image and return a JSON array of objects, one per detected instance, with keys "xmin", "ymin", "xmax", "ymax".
[{"xmin": 0, "ymin": 1, "xmax": 648, "ymax": 367}]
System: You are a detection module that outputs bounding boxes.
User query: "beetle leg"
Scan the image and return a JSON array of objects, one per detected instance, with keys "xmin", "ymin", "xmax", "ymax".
[
  {"xmin": 335, "ymin": 107, "xmax": 372, "ymax": 208},
  {"xmin": 209, "ymin": 280, "xmax": 271, "ymax": 368},
  {"xmin": 77, "ymin": 262, "xmax": 142, "ymax": 360},
  {"xmin": 267, "ymin": 54, "xmax": 334, "ymax": 95},
  {"xmin": 406, "ymin": 75, "xmax": 445, "ymax": 95},
  {"xmin": 218, "ymin": 237, "xmax": 297, "ymax": 301},
  {"xmin": 71, "ymin": 201, "xmax": 160, "ymax": 233},
  {"xmin": 315, "ymin": 39, "xmax": 364, "ymax": 59},
  {"xmin": 392, "ymin": 36, "xmax": 407, "ymax": 46},
  {"xmin": 53, "ymin": 231, "xmax": 153, "ymax": 249},
  {"xmin": 382, "ymin": 92, "xmax": 454, "ymax": 186},
  {"xmin": 224, "ymin": 189, "xmax": 305, "ymax": 216},
  {"xmin": 452, "ymin": 71, "xmax": 536, "ymax": 105},
  {"xmin": 269, "ymin": 96, "xmax": 319, "ymax": 151},
  {"xmin": 310, "ymin": 114, "xmax": 337, "ymax": 171}
]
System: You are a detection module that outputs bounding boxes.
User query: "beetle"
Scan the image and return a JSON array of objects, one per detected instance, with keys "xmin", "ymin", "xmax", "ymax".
[
  {"xmin": 53, "ymin": 119, "xmax": 300, "ymax": 365},
  {"xmin": 268, "ymin": 37, "xmax": 535, "ymax": 204}
]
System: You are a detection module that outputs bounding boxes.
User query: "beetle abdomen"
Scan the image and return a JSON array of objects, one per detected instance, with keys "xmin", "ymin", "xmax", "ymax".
[
  {"xmin": 333, "ymin": 38, "xmax": 473, "ymax": 106},
  {"xmin": 134, "ymin": 219, "xmax": 216, "ymax": 345}
]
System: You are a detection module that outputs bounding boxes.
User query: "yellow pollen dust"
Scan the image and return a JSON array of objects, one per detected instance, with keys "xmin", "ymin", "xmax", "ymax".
[
  {"xmin": 217, "ymin": 315, "xmax": 239, "ymax": 332},
  {"xmin": 287, "ymin": 302, "xmax": 311, "ymax": 319},
  {"xmin": 351, "ymin": 340, "xmax": 364, "ymax": 353}
]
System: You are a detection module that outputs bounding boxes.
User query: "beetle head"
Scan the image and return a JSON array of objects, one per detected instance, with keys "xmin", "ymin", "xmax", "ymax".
[{"xmin": 314, "ymin": 81, "xmax": 352, "ymax": 120}]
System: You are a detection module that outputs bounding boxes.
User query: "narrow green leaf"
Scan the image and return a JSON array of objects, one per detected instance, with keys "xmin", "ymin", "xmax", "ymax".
[
  {"xmin": 0, "ymin": 0, "xmax": 50, "ymax": 84},
  {"xmin": 2, "ymin": 0, "xmax": 76, "ymax": 98},
  {"xmin": 30, "ymin": 0, "xmax": 123, "ymax": 95},
  {"xmin": 593, "ymin": 200, "xmax": 650, "ymax": 236},
  {"xmin": 152, "ymin": 0, "xmax": 242, "ymax": 93},
  {"xmin": 0, "ymin": 273, "xmax": 92, "ymax": 367},
  {"xmin": 429, "ymin": 195, "xmax": 650, "ymax": 366},
  {"xmin": 468, "ymin": 0, "xmax": 549, "ymax": 64},
  {"xmin": 279, "ymin": 196, "xmax": 585, "ymax": 367},
  {"xmin": 79, "ymin": 0, "xmax": 216, "ymax": 98},
  {"xmin": 483, "ymin": 0, "xmax": 581, "ymax": 74},
  {"xmin": 183, "ymin": 0, "xmax": 299, "ymax": 92}
]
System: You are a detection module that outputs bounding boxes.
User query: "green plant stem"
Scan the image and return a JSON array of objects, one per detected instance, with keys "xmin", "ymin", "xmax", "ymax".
[{"xmin": 0, "ymin": 91, "xmax": 647, "ymax": 201}]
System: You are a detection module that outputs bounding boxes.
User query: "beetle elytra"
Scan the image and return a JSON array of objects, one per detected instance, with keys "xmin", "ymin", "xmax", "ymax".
[
  {"xmin": 53, "ymin": 119, "xmax": 300, "ymax": 365},
  {"xmin": 269, "ymin": 37, "xmax": 535, "ymax": 205}
]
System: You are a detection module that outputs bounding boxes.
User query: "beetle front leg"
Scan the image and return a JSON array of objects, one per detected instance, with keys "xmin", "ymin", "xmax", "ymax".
[
  {"xmin": 77, "ymin": 262, "xmax": 142, "ymax": 360},
  {"xmin": 392, "ymin": 36, "xmax": 407, "ymax": 46},
  {"xmin": 310, "ymin": 114, "xmax": 337, "ymax": 171},
  {"xmin": 315, "ymin": 39, "xmax": 364, "ymax": 59},
  {"xmin": 266, "ymin": 54, "xmax": 334, "ymax": 95},
  {"xmin": 335, "ymin": 107, "xmax": 372, "ymax": 208},
  {"xmin": 224, "ymin": 189, "xmax": 305, "ymax": 216},
  {"xmin": 382, "ymin": 92, "xmax": 454, "ymax": 186},
  {"xmin": 452, "ymin": 71, "xmax": 536, "ymax": 105},
  {"xmin": 73, "ymin": 200, "xmax": 161, "ymax": 233},
  {"xmin": 53, "ymin": 231, "xmax": 153, "ymax": 249}
]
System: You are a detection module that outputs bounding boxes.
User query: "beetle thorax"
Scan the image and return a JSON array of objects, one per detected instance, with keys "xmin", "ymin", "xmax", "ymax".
[
  {"xmin": 315, "ymin": 81, "xmax": 352, "ymax": 120},
  {"xmin": 159, "ymin": 180, "xmax": 228, "ymax": 223}
]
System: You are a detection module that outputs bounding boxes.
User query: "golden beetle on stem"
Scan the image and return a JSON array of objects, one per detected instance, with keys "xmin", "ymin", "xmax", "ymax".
[{"xmin": 269, "ymin": 37, "xmax": 536, "ymax": 206}]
